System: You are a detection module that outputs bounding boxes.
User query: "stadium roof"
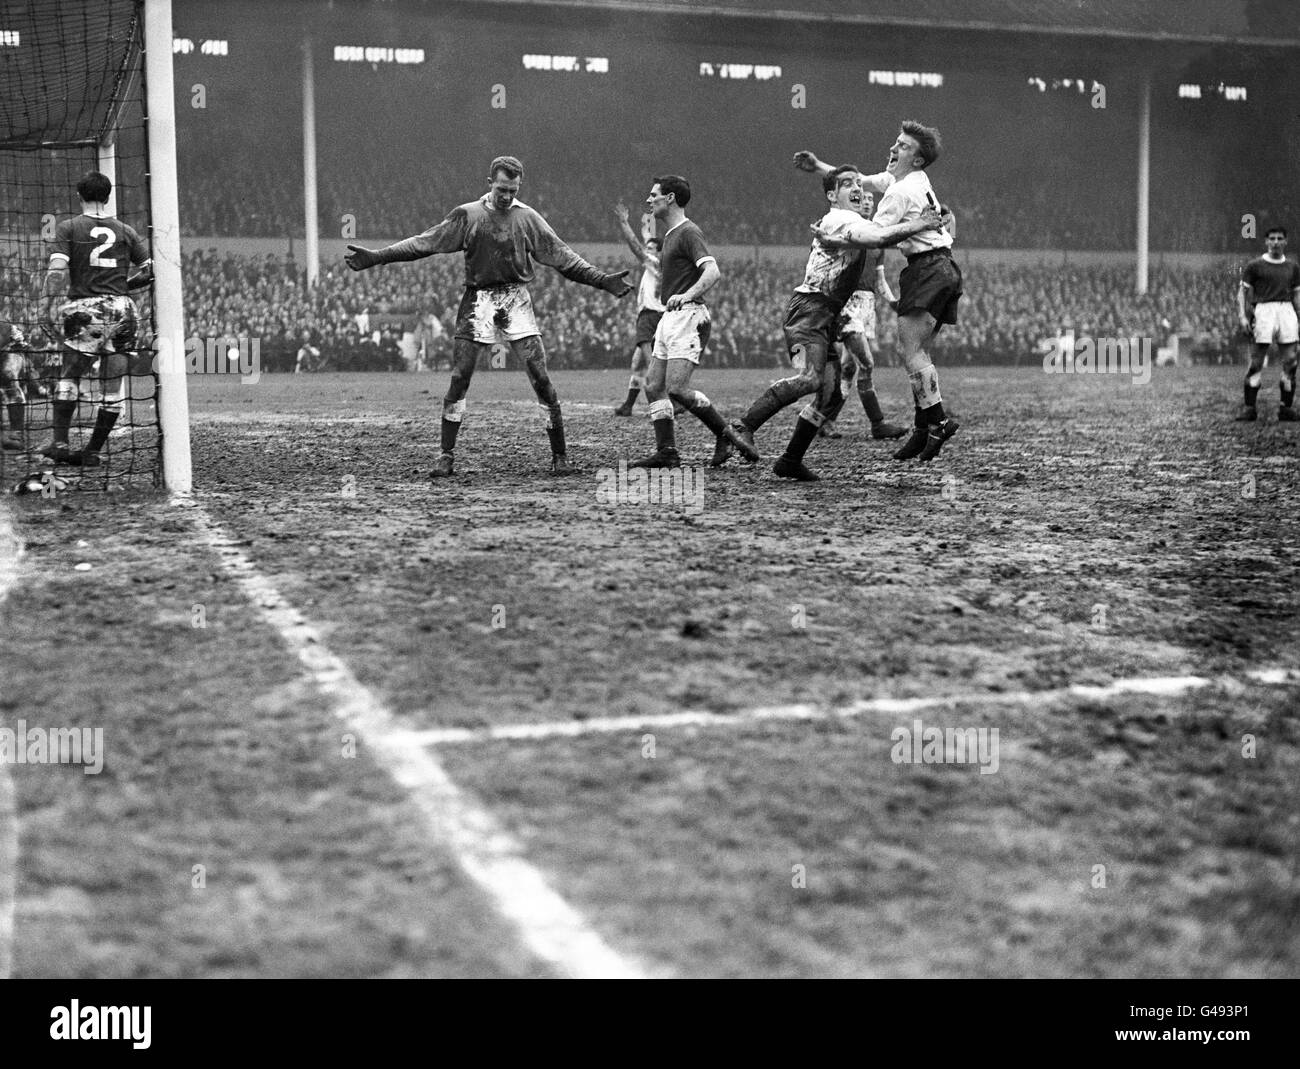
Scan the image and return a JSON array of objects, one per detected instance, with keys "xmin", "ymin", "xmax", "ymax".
[{"xmin": 454, "ymin": 0, "xmax": 1300, "ymax": 47}]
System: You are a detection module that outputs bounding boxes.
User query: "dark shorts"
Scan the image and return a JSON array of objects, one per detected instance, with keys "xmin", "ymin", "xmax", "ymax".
[
  {"xmin": 782, "ymin": 290, "xmax": 842, "ymax": 367},
  {"xmin": 898, "ymin": 249, "xmax": 962, "ymax": 326},
  {"xmin": 635, "ymin": 308, "xmax": 663, "ymax": 347}
]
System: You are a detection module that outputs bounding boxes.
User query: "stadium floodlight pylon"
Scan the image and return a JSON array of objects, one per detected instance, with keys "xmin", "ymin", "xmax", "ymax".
[{"xmin": 0, "ymin": 0, "xmax": 191, "ymax": 494}]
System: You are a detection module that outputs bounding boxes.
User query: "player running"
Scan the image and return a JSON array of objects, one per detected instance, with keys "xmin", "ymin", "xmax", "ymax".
[
  {"xmin": 344, "ymin": 156, "xmax": 632, "ymax": 477},
  {"xmin": 40, "ymin": 170, "xmax": 151, "ymax": 467},
  {"xmin": 728, "ymin": 166, "xmax": 943, "ymax": 481},
  {"xmin": 804, "ymin": 120, "xmax": 964, "ymax": 462},
  {"xmin": 1236, "ymin": 226, "xmax": 1300, "ymax": 422},
  {"xmin": 612, "ymin": 203, "xmax": 664, "ymax": 416},
  {"xmin": 629, "ymin": 175, "xmax": 756, "ymax": 470}
]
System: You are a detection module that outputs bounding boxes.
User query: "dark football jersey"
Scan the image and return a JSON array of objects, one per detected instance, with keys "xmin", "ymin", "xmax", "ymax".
[
  {"xmin": 1242, "ymin": 256, "xmax": 1300, "ymax": 305},
  {"xmin": 50, "ymin": 214, "xmax": 149, "ymax": 298},
  {"xmin": 658, "ymin": 220, "xmax": 714, "ymax": 303}
]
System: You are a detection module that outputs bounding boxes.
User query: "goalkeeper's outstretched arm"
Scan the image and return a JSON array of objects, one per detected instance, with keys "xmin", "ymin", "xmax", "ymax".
[
  {"xmin": 533, "ymin": 214, "xmax": 631, "ymax": 297},
  {"xmin": 345, "ymin": 209, "xmax": 470, "ymax": 271}
]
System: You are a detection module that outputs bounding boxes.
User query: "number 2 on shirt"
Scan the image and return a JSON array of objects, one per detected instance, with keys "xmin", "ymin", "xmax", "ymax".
[{"xmin": 89, "ymin": 226, "xmax": 116, "ymax": 268}]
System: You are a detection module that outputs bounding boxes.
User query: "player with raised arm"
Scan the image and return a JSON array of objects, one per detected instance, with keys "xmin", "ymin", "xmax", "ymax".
[
  {"xmin": 803, "ymin": 120, "xmax": 964, "ymax": 462},
  {"xmin": 629, "ymin": 175, "xmax": 756, "ymax": 470},
  {"xmin": 727, "ymin": 166, "xmax": 942, "ymax": 481},
  {"xmin": 345, "ymin": 156, "xmax": 632, "ymax": 477},
  {"xmin": 1236, "ymin": 226, "xmax": 1300, "ymax": 422},
  {"xmin": 40, "ymin": 170, "xmax": 151, "ymax": 467},
  {"xmin": 612, "ymin": 203, "xmax": 664, "ymax": 416}
]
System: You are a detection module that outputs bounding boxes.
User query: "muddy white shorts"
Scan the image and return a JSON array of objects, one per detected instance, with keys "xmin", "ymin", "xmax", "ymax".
[
  {"xmin": 652, "ymin": 304, "xmax": 711, "ymax": 364},
  {"xmin": 454, "ymin": 284, "xmax": 540, "ymax": 344}
]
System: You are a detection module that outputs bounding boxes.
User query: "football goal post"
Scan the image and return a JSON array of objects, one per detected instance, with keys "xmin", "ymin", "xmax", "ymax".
[{"xmin": 0, "ymin": 0, "xmax": 190, "ymax": 494}]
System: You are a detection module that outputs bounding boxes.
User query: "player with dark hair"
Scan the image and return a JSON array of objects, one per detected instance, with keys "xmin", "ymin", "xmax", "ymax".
[
  {"xmin": 1237, "ymin": 226, "xmax": 1300, "ymax": 421},
  {"xmin": 40, "ymin": 170, "xmax": 151, "ymax": 466},
  {"xmin": 804, "ymin": 119, "xmax": 964, "ymax": 462},
  {"xmin": 345, "ymin": 155, "xmax": 632, "ymax": 477},
  {"xmin": 727, "ymin": 166, "xmax": 942, "ymax": 480},
  {"xmin": 630, "ymin": 174, "xmax": 756, "ymax": 469},
  {"xmin": 612, "ymin": 202, "xmax": 663, "ymax": 416},
  {"xmin": 818, "ymin": 187, "xmax": 907, "ymax": 441}
]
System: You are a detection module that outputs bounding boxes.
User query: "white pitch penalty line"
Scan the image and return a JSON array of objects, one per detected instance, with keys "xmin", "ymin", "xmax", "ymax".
[
  {"xmin": 401, "ymin": 670, "xmax": 1300, "ymax": 747},
  {"xmin": 0, "ymin": 506, "xmax": 25, "ymax": 980},
  {"xmin": 180, "ymin": 499, "xmax": 648, "ymax": 980}
]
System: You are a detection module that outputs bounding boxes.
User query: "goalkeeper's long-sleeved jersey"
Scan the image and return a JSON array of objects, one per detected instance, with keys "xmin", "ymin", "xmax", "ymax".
[{"xmin": 376, "ymin": 195, "xmax": 611, "ymax": 290}]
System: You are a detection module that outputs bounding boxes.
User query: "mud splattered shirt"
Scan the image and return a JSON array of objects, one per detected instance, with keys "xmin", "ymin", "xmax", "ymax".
[{"xmin": 376, "ymin": 196, "xmax": 612, "ymax": 290}]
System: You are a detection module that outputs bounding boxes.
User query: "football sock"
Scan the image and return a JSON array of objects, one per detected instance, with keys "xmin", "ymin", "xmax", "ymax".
[
  {"xmin": 1244, "ymin": 381, "xmax": 1259, "ymax": 407},
  {"xmin": 821, "ymin": 385, "xmax": 847, "ymax": 424},
  {"xmin": 440, "ymin": 397, "xmax": 466, "ymax": 454},
  {"xmin": 908, "ymin": 363, "xmax": 943, "ymax": 423},
  {"xmin": 649, "ymin": 398, "xmax": 676, "ymax": 453},
  {"xmin": 673, "ymin": 391, "xmax": 729, "ymax": 437},
  {"xmin": 743, "ymin": 380, "xmax": 808, "ymax": 432},
  {"xmin": 622, "ymin": 386, "xmax": 640, "ymax": 408},
  {"xmin": 546, "ymin": 423, "xmax": 567, "ymax": 458},
  {"xmin": 1281, "ymin": 365, "xmax": 1296, "ymax": 408},
  {"xmin": 440, "ymin": 417, "xmax": 460, "ymax": 454},
  {"xmin": 52, "ymin": 399, "xmax": 76, "ymax": 444},
  {"xmin": 859, "ymin": 387, "xmax": 886, "ymax": 425},
  {"xmin": 85, "ymin": 408, "xmax": 119, "ymax": 453},
  {"xmin": 782, "ymin": 406, "xmax": 823, "ymax": 463},
  {"xmin": 6, "ymin": 402, "xmax": 23, "ymax": 434}
]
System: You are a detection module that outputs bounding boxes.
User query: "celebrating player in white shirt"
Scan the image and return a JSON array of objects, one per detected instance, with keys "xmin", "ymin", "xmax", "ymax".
[{"xmin": 806, "ymin": 120, "xmax": 964, "ymax": 462}]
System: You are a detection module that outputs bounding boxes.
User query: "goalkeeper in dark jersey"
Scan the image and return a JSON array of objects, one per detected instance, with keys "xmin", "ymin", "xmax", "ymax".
[
  {"xmin": 40, "ymin": 170, "xmax": 151, "ymax": 467},
  {"xmin": 345, "ymin": 156, "xmax": 632, "ymax": 477}
]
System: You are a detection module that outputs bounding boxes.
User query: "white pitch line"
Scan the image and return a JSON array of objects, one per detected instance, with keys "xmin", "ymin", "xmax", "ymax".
[
  {"xmin": 180, "ymin": 500, "xmax": 647, "ymax": 980},
  {"xmin": 0, "ymin": 506, "xmax": 25, "ymax": 980},
  {"xmin": 402, "ymin": 670, "xmax": 1300, "ymax": 747}
]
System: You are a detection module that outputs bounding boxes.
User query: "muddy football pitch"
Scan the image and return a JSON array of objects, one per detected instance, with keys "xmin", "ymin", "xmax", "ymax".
[{"xmin": 1, "ymin": 364, "xmax": 1297, "ymax": 977}]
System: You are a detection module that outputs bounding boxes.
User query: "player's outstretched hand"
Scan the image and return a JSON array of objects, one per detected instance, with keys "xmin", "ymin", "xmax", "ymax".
[
  {"xmin": 602, "ymin": 269, "xmax": 633, "ymax": 298},
  {"xmin": 344, "ymin": 244, "xmax": 380, "ymax": 271},
  {"xmin": 614, "ymin": 202, "xmax": 630, "ymax": 223},
  {"xmin": 793, "ymin": 150, "xmax": 821, "ymax": 173}
]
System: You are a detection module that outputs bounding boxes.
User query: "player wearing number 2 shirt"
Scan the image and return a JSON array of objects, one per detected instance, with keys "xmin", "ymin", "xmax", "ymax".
[{"xmin": 41, "ymin": 170, "xmax": 151, "ymax": 466}]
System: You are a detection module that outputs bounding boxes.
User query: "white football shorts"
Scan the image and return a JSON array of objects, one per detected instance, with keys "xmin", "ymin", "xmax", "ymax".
[
  {"xmin": 837, "ymin": 290, "xmax": 878, "ymax": 339},
  {"xmin": 1252, "ymin": 301, "xmax": 1299, "ymax": 345},
  {"xmin": 652, "ymin": 303, "xmax": 711, "ymax": 364},
  {"xmin": 456, "ymin": 283, "xmax": 540, "ymax": 344}
]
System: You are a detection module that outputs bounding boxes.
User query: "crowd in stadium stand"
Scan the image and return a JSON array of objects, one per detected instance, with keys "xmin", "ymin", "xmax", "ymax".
[
  {"xmin": 177, "ymin": 148, "xmax": 1294, "ymax": 253},
  {"xmin": 179, "ymin": 249, "xmax": 1242, "ymax": 372}
]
